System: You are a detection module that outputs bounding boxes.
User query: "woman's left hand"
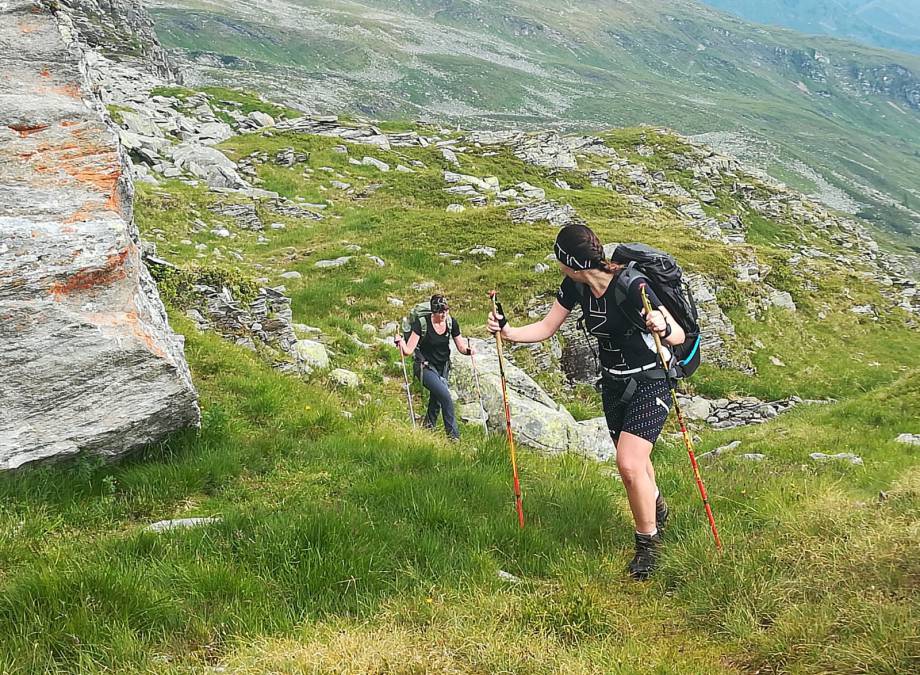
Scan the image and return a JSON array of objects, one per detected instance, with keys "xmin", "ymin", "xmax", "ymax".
[{"xmin": 644, "ymin": 309, "xmax": 667, "ymax": 335}]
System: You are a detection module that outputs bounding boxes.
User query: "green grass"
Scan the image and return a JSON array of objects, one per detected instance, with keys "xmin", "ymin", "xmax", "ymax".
[
  {"xmin": 2, "ymin": 120, "xmax": 918, "ymax": 672},
  {"xmin": 0, "ymin": 325, "xmax": 916, "ymax": 673}
]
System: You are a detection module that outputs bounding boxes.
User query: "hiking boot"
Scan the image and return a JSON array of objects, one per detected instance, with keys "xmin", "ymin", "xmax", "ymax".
[
  {"xmin": 656, "ymin": 494, "xmax": 669, "ymax": 536},
  {"xmin": 627, "ymin": 531, "xmax": 662, "ymax": 580}
]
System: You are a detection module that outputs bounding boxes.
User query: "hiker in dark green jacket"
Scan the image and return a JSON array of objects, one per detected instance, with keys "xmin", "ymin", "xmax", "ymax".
[{"xmin": 395, "ymin": 294, "xmax": 475, "ymax": 440}]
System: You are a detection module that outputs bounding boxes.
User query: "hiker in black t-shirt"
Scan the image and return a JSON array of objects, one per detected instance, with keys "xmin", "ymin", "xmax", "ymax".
[
  {"xmin": 487, "ymin": 224, "xmax": 685, "ymax": 579},
  {"xmin": 394, "ymin": 294, "xmax": 475, "ymax": 440}
]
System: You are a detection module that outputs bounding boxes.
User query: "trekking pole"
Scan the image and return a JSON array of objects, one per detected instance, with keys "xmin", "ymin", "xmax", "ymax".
[
  {"xmin": 489, "ymin": 290, "xmax": 525, "ymax": 529},
  {"xmin": 469, "ymin": 347, "xmax": 488, "ymax": 433},
  {"xmin": 395, "ymin": 333, "xmax": 416, "ymax": 428},
  {"xmin": 640, "ymin": 284, "xmax": 722, "ymax": 551}
]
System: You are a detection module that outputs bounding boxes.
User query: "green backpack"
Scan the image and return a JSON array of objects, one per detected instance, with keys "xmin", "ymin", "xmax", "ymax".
[{"xmin": 401, "ymin": 302, "xmax": 453, "ymax": 342}]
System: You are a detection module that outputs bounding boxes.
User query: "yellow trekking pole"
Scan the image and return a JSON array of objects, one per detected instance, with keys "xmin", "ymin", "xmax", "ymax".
[
  {"xmin": 489, "ymin": 290, "xmax": 524, "ymax": 529},
  {"xmin": 640, "ymin": 284, "xmax": 722, "ymax": 551}
]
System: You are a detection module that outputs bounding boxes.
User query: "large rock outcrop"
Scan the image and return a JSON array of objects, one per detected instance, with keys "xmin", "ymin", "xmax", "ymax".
[
  {"xmin": 0, "ymin": 1, "xmax": 199, "ymax": 470},
  {"xmin": 451, "ymin": 339, "xmax": 614, "ymax": 461},
  {"xmin": 54, "ymin": 0, "xmax": 181, "ymax": 81}
]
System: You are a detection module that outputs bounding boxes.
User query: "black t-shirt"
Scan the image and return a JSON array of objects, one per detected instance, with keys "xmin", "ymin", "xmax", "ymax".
[
  {"xmin": 557, "ymin": 275, "xmax": 666, "ymax": 372},
  {"xmin": 411, "ymin": 315, "xmax": 461, "ymax": 370}
]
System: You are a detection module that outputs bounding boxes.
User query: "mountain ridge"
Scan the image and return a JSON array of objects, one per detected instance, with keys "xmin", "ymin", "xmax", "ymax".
[
  {"xmin": 700, "ymin": 0, "xmax": 920, "ymax": 55},
  {"xmin": 146, "ymin": 0, "xmax": 920, "ymax": 246}
]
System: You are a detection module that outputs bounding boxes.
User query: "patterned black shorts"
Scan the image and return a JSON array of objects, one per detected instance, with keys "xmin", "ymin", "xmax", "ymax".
[{"xmin": 601, "ymin": 378, "xmax": 672, "ymax": 444}]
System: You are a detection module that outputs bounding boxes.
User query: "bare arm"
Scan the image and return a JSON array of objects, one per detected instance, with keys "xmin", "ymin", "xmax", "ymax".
[
  {"xmin": 453, "ymin": 334, "xmax": 474, "ymax": 356},
  {"xmin": 487, "ymin": 299, "xmax": 571, "ymax": 344},
  {"xmin": 395, "ymin": 330, "xmax": 420, "ymax": 356}
]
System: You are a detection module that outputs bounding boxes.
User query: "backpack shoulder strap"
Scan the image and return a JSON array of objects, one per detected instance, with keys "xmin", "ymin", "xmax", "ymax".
[
  {"xmin": 614, "ymin": 265, "xmax": 650, "ymax": 331},
  {"xmin": 418, "ymin": 313, "xmax": 429, "ymax": 339},
  {"xmin": 613, "ymin": 264, "xmax": 645, "ymax": 306}
]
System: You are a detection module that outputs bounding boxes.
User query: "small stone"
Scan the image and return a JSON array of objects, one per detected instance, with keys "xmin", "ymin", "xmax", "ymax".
[
  {"xmin": 895, "ymin": 433, "xmax": 920, "ymax": 446},
  {"xmin": 534, "ymin": 263, "xmax": 550, "ymax": 273},
  {"xmin": 497, "ymin": 570, "xmax": 522, "ymax": 584},
  {"xmin": 446, "ymin": 204, "xmax": 465, "ymax": 213},
  {"xmin": 366, "ymin": 254, "xmax": 386, "ymax": 267},
  {"xmin": 742, "ymin": 453, "xmax": 766, "ymax": 461},
  {"xmin": 699, "ymin": 440, "xmax": 741, "ymax": 462},
  {"xmin": 146, "ymin": 517, "xmax": 220, "ymax": 533},
  {"xmin": 770, "ymin": 356, "xmax": 786, "ymax": 367},
  {"xmin": 211, "ymin": 228, "xmax": 231, "ymax": 238},
  {"xmin": 469, "ymin": 246, "xmax": 496, "ymax": 258},
  {"xmin": 330, "ymin": 368, "xmax": 361, "ymax": 388},
  {"xmin": 441, "ymin": 147, "xmax": 459, "ymax": 166},
  {"xmin": 768, "ymin": 290, "xmax": 797, "ymax": 312},
  {"xmin": 294, "ymin": 339, "xmax": 330, "ymax": 373},
  {"xmin": 248, "ymin": 111, "xmax": 275, "ymax": 128},
  {"xmin": 809, "ymin": 452, "xmax": 863, "ymax": 465},
  {"xmin": 280, "ymin": 271, "xmax": 302, "ymax": 279},
  {"xmin": 361, "ymin": 157, "xmax": 390, "ymax": 172},
  {"xmin": 314, "ymin": 256, "xmax": 352, "ymax": 269},
  {"xmin": 683, "ymin": 396, "xmax": 712, "ymax": 421},
  {"xmin": 388, "ymin": 297, "xmax": 404, "ymax": 307}
]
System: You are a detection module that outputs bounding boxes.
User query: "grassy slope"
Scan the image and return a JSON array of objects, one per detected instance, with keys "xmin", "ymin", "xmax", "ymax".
[
  {"xmin": 0, "ymin": 121, "xmax": 918, "ymax": 672},
  {"xmin": 149, "ymin": 0, "xmax": 920, "ymax": 246}
]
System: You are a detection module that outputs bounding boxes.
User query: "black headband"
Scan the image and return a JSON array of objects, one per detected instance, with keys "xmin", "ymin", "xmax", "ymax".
[{"xmin": 554, "ymin": 239, "xmax": 596, "ymax": 270}]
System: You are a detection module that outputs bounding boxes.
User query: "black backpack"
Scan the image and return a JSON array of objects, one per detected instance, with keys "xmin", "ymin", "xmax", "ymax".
[{"xmin": 608, "ymin": 243, "xmax": 702, "ymax": 379}]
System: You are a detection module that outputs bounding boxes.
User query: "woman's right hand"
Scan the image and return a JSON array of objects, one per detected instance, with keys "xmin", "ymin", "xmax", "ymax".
[{"xmin": 487, "ymin": 309, "xmax": 507, "ymax": 335}]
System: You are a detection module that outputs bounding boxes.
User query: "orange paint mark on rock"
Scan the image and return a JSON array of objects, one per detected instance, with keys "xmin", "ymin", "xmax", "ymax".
[
  {"xmin": 61, "ymin": 120, "xmax": 80, "ymax": 127},
  {"xmin": 50, "ymin": 247, "xmax": 130, "ymax": 298},
  {"xmin": 39, "ymin": 69, "xmax": 50, "ymax": 78},
  {"xmin": 64, "ymin": 201, "xmax": 105, "ymax": 224},
  {"xmin": 50, "ymin": 84, "xmax": 81, "ymax": 99},
  {"xmin": 8, "ymin": 123, "xmax": 49, "ymax": 138},
  {"xmin": 86, "ymin": 309, "xmax": 167, "ymax": 360},
  {"xmin": 18, "ymin": 20, "xmax": 38, "ymax": 33}
]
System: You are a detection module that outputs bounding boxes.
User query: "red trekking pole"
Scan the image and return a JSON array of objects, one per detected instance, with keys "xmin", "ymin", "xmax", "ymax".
[
  {"xmin": 640, "ymin": 284, "xmax": 722, "ymax": 551},
  {"xmin": 490, "ymin": 290, "xmax": 525, "ymax": 529}
]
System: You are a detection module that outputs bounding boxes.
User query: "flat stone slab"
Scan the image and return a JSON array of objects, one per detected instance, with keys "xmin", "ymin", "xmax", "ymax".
[{"xmin": 146, "ymin": 517, "xmax": 221, "ymax": 533}]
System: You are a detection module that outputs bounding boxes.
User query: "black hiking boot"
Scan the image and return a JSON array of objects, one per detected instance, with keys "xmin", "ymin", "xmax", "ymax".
[
  {"xmin": 656, "ymin": 494, "xmax": 669, "ymax": 536},
  {"xmin": 627, "ymin": 531, "xmax": 662, "ymax": 580}
]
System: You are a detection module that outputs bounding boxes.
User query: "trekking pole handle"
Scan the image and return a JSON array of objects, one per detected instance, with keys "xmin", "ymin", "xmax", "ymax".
[{"xmin": 488, "ymin": 290, "xmax": 508, "ymax": 331}]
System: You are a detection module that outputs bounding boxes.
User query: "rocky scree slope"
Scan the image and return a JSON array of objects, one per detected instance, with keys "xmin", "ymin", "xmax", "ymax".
[
  {"xmin": 0, "ymin": 0, "xmax": 198, "ymax": 470},
  {"xmin": 94, "ymin": 46, "xmax": 919, "ymax": 459}
]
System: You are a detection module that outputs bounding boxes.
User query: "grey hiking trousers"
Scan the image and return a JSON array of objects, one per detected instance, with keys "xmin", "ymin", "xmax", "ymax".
[{"xmin": 415, "ymin": 360, "xmax": 459, "ymax": 439}]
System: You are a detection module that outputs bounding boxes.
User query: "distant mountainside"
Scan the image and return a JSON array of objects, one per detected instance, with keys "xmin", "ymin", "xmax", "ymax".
[
  {"xmin": 701, "ymin": 1, "xmax": 920, "ymax": 55},
  {"xmin": 147, "ymin": 0, "xmax": 920, "ymax": 246}
]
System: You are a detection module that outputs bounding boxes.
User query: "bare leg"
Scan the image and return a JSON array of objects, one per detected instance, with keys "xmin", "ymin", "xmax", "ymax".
[
  {"xmin": 615, "ymin": 431, "xmax": 657, "ymax": 533},
  {"xmin": 646, "ymin": 457, "xmax": 658, "ymax": 498}
]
